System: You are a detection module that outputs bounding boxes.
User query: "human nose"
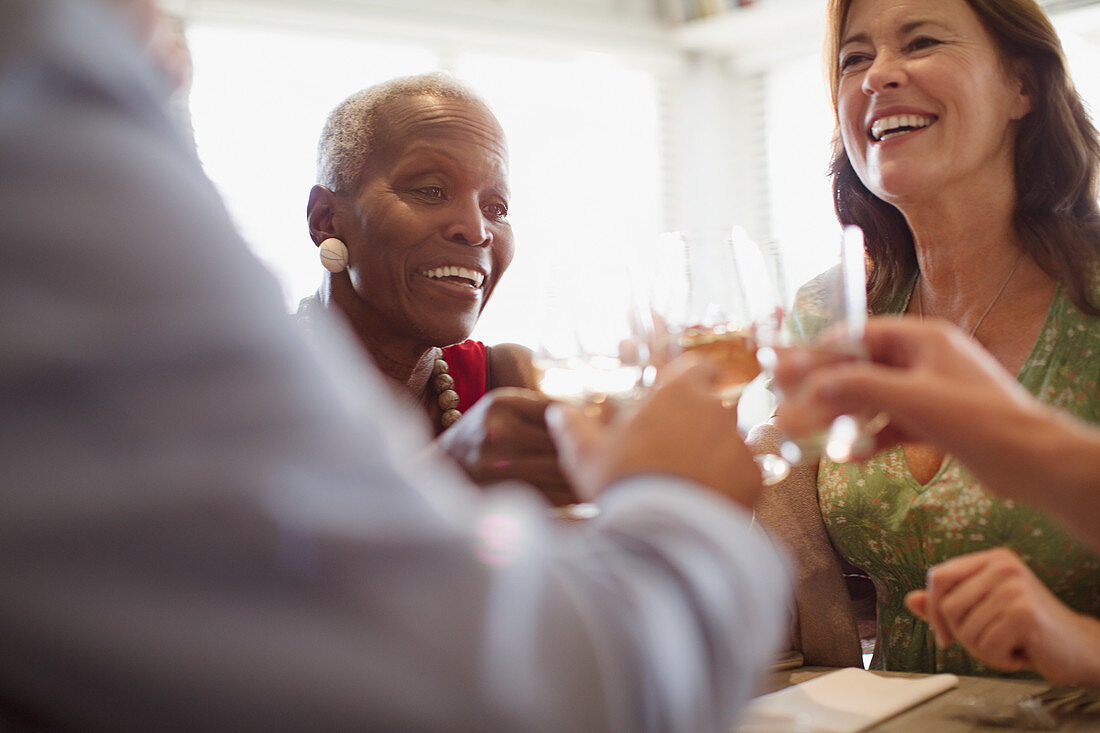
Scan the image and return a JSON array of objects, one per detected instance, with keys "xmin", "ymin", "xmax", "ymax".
[
  {"xmin": 861, "ymin": 51, "xmax": 905, "ymax": 95},
  {"xmin": 444, "ymin": 196, "xmax": 491, "ymax": 246}
]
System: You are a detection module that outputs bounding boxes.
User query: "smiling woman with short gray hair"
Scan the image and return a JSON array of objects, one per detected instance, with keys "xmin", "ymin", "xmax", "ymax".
[{"xmin": 298, "ymin": 74, "xmax": 575, "ymax": 505}]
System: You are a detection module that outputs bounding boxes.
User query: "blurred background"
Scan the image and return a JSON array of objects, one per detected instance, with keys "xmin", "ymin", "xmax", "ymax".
[{"xmin": 164, "ymin": 0, "xmax": 1100, "ymax": 349}]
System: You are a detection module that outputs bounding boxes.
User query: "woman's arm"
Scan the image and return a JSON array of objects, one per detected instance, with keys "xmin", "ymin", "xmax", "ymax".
[
  {"xmin": 779, "ymin": 318, "xmax": 1100, "ymax": 550},
  {"xmin": 746, "ymin": 422, "xmax": 863, "ymax": 668},
  {"xmin": 907, "ymin": 548, "xmax": 1100, "ymax": 687},
  {"xmin": 488, "ymin": 341, "xmax": 539, "ymax": 389}
]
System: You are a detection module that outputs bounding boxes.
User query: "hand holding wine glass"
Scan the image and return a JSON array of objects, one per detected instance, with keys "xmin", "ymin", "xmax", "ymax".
[
  {"xmin": 651, "ymin": 229, "xmax": 764, "ymax": 402},
  {"xmin": 546, "ymin": 354, "xmax": 767, "ymax": 511},
  {"xmin": 532, "ymin": 253, "xmax": 652, "ymax": 411},
  {"xmin": 650, "ymin": 227, "xmax": 789, "ymax": 485},
  {"xmin": 531, "ymin": 241, "xmax": 654, "ymax": 518},
  {"xmin": 758, "ymin": 225, "xmax": 888, "ymax": 465}
]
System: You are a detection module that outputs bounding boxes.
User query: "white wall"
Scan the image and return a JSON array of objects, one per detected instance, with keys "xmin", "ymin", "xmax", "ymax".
[{"xmin": 168, "ymin": 0, "xmax": 669, "ymax": 53}]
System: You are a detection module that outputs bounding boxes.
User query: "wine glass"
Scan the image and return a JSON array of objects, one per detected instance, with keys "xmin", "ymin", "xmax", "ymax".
[
  {"xmin": 649, "ymin": 227, "xmax": 790, "ymax": 486},
  {"xmin": 532, "ymin": 258, "xmax": 653, "ymax": 410},
  {"xmin": 532, "ymin": 240, "xmax": 655, "ymax": 519},
  {"xmin": 758, "ymin": 225, "xmax": 887, "ymax": 465}
]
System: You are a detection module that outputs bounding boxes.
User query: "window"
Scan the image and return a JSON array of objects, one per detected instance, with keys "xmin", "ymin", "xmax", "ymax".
[
  {"xmin": 764, "ymin": 53, "xmax": 839, "ymax": 303},
  {"xmin": 188, "ymin": 23, "xmax": 436, "ymax": 313},
  {"xmin": 187, "ymin": 20, "xmax": 664, "ymax": 349}
]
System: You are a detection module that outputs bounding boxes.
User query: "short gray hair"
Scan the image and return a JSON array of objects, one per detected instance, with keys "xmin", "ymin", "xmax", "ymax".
[{"xmin": 316, "ymin": 72, "xmax": 490, "ymax": 194}]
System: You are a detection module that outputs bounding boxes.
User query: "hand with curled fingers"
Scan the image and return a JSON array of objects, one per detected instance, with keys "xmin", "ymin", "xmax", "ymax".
[
  {"xmin": 545, "ymin": 355, "xmax": 763, "ymax": 508},
  {"xmin": 434, "ymin": 387, "xmax": 578, "ymax": 506},
  {"xmin": 905, "ymin": 547, "xmax": 1100, "ymax": 687},
  {"xmin": 771, "ymin": 318, "xmax": 1030, "ymax": 452},
  {"xmin": 774, "ymin": 317, "xmax": 1100, "ymax": 501}
]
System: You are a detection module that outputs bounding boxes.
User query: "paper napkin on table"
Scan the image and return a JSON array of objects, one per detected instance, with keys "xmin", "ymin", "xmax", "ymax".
[{"xmin": 735, "ymin": 667, "xmax": 959, "ymax": 733}]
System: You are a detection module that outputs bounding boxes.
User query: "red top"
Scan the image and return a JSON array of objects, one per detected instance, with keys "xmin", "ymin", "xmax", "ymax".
[{"xmin": 442, "ymin": 340, "xmax": 488, "ymax": 413}]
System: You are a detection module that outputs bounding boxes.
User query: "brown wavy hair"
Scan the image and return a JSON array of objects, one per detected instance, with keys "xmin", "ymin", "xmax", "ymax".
[{"xmin": 824, "ymin": 0, "xmax": 1100, "ymax": 314}]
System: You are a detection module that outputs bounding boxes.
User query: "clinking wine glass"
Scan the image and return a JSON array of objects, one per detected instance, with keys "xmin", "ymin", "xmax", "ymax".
[
  {"xmin": 532, "ymin": 262, "xmax": 653, "ymax": 410},
  {"xmin": 650, "ymin": 227, "xmax": 790, "ymax": 486},
  {"xmin": 532, "ymin": 243, "xmax": 654, "ymax": 519},
  {"xmin": 758, "ymin": 225, "xmax": 888, "ymax": 465}
]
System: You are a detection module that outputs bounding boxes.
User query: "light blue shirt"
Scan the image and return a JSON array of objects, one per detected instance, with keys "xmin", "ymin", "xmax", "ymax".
[{"xmin": 0, "ymin": 1, "xmax": 790, "ymax": 730}]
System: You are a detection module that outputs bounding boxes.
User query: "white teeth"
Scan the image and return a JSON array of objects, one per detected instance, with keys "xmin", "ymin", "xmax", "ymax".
[
  {"xmin": 421, "ymin": 266, "xmax": 485, "ymax": 289},
  {"xmin": 871, "ymin": 114, "xmax": 934, "ymax": 141}
]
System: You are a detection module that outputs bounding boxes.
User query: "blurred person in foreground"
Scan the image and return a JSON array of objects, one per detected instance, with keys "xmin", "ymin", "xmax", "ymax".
[
  {"xmin": 299, "ymin": 75, "xmax": 574, "ymax": 505},
  {"xmin": 750, "ymin": 0, "xmax": 1100, "ymax": 676},
  {"xmin": 0, "ymin": 0, "xmax": 788, "ymax": 731},
  {"xmin": 774, "ymin": 317, "xmax": 1100, "ymax": 686}
]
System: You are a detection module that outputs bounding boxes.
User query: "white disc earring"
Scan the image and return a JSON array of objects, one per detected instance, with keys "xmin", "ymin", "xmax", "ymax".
[{"xmin": 318, "ymin": 237, "xmax": 348, "ymax": 273}]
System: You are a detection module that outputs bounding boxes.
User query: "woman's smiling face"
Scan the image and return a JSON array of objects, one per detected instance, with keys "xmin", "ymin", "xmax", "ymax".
[
  {"xmin": 339, "ymin": 95, "xmax": 514, "ymax": 348},
  {"xmin": 836, "ymin": 0, "xmax": 1031, "ymax": 208}
]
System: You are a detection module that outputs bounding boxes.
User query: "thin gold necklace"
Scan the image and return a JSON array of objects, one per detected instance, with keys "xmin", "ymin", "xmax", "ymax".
[{"xmin": 916, "ymin": 252, "xmax": 1026, "ymax": 337}]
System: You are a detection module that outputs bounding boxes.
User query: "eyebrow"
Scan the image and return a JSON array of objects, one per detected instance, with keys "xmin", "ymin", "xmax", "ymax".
[
  {"xmin": 840, "ymin": 19, "xmax": 949, "ymax": 49},
  {"xmin": 394, "ymin": 149, "xmax": 511, "ymax": 198}
]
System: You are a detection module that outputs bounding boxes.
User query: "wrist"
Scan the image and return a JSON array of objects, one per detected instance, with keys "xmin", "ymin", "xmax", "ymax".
[
  {"xmin": 1065, "ymin": 612, "xmax": 1100, "ymax": 688},
  {"xmin": 1051, "ymin": 416, "xmax": 1100, "ymax": 499},
  {"xmin": 1042, "ymin": 412, "xmax": 1100, "ymax": 545},
  {"xmin": 954, "ymin": 393, "xmax": 1050, "ymax": 500}
]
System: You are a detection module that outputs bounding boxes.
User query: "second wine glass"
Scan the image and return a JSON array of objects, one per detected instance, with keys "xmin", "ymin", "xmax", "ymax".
[
  {"xmin": 650, "ymin": 227, "xmax": 789, "ymax": 485},
  {"xmin": 532, "ymin": 250, "xmax": 653, "ymax": 409},
  {"xmin": 758, "ymin": 225, "xmax": 887, "ymax": 465},
  {"xmin": 531, "ymin": 241, "xmax": 655, "ymax": 521}
]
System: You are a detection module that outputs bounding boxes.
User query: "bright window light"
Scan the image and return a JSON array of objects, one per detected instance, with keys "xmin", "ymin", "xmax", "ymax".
[
  {"xmin": 1057, "ymin": 23, "xmax": 1100, "ymax": 120},
  {"xmin": 454, "ymin": 52, "xmax": 664, "ymax": 347},
  {"xmin": 188, "ymin": 23, "xmax": 438, "ymax": 314},
  {"xmin": 765, "ymin": 54, "xmax": 843, "ymax": 300},
  {"xmin": 187, "ymin": 23, "xmax": 664, "ymax": 350}
]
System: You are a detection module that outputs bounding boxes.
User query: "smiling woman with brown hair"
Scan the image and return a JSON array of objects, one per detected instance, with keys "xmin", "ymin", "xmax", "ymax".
[
  {"xmin": 825, "ymin": 0, "xmax": 1100, "ymax": 315},
  {"xmin": 756, "ymin": 0, "xmax": 1100, "ymax": 678},
  {"xmin": 299, "ymin": 74, "xmax": 573, "ymax": 503}
]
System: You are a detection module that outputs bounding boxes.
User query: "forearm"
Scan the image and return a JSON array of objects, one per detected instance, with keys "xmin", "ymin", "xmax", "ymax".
[
  {"xmin": 587, "ymin": 478, "xmax": 791, "ymax": 729},
  {"xmin": 3, "ymin": 464, "xmax": 787, "ymax": 733},
  {"xmin": 1064, "ymin": 612, "xmax": 1100, "ymax": 688},
  {"xmin": 948, "ymin": 396, "xmax": 1100, "ymax": 550},
  {"xmin": 1041, "ymin": 411, "xmax": 1100, "ymax": 552}
]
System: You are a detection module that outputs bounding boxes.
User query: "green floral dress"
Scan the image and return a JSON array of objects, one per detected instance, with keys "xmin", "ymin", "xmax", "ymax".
[{"xmin": 806, "ymin": 273, "xmax": 1100, "ymax": 676}]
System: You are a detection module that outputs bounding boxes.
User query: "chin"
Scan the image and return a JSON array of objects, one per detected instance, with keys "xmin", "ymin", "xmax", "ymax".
[
  {"xmin": 863, "ymin": 162, "xmax": 931, "ymax": 201},
  {"xmin": 425, "ymin": 317, "xmax": 478, "ymax": 348},
  {"xmin": 871, "ymin": 183, "xmax": 931, "ymax": 210}
]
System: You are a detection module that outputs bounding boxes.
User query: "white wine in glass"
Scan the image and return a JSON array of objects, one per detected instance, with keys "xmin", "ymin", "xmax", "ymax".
[
  {"xmin": 532, "ymin": 241, "xmax": 655, "ymax": 520},
  {"xmin": 677, "ymin": 326, "xmax": 761, "ymax": 404},
  {"xmin": 536, "ymin": 353, "xmax": 648, "ymax": 407},
  {"xmin": 650, "ymin": 227, "xmax": 788, "ymax": 485}
]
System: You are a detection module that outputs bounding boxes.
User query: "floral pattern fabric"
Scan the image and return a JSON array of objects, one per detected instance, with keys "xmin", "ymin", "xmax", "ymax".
[{"xmin": 810, "ymin": 273, "xmax": 1100, "ymax": 676}]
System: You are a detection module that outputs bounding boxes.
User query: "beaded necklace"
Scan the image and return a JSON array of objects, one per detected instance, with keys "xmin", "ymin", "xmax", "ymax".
[
  {"xmin": 429, "ymin": 347, "xmax": 462, "ymax": 429},
  {"xmin": 296, "ymin": 297, "xmax": 461, "ymax": 429}
]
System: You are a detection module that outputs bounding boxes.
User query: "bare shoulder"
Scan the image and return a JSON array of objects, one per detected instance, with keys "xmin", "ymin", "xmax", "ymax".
[{"xmin": 488, "ymin": 342, "xmax": 538, "ymax": 390}]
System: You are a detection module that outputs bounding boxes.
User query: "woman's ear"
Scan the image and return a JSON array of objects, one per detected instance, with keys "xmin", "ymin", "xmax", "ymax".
[
  {"xmin": 307, "ymin": 185, "xmax": 341, "ymax": 246},
  {"xmin": 1010, "ymin": 60, "xmax": 1034, "ymax": 120}
]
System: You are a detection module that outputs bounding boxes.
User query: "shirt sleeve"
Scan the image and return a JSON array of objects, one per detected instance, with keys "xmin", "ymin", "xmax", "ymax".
[{"xmin": 0, "ymin": 2, "xmax": 789, "ymax": 731}]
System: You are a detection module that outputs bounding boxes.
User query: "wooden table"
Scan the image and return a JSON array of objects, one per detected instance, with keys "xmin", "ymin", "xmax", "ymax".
[{"xmin": 758, "ymin": 666, "xmax": 1100, "ymax": 731}]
